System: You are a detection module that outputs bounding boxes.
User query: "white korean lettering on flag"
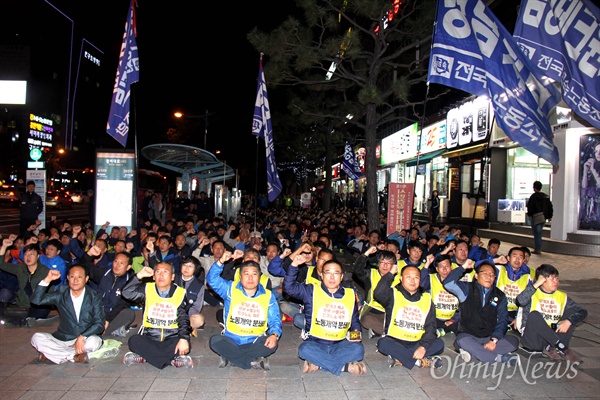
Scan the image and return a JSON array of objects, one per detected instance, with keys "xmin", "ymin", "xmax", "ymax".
[
  {"xmin": 514, "ymin": 0, "xmax": 600, "ymax": 130},
  {"xmin": 428, "ymin": 0, "xmax": 561, "ymax": 165}
]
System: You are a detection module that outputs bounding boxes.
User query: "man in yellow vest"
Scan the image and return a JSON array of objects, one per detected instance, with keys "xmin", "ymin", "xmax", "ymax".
[
  {"xmin": 493, "ymin": 247, "xmax": 531, "ymax": 329},
  {"xmin": 352, "ymin": 247, "xmax": 397, "ymax": 338},
  {"xmin": 121, "ymin": 263, "xmax": 193, "ymax": 369},
  {"xmin": 516, "ymin": 264, "xmax": 587, "ymax": 363},
  {"xmin": 421, "ymin": 254, "xmax": 460, "ymax": 337},
  {"xmin": 208, "ymin": 253, "xmax": 282, "ymax": 370},
  {"xmin": 374, "ymin": 264, "xmax": 445, "ymax": 369},
  {"xmin": 284, "ymin": 257, "xmax": 366, "ymax": 375}
]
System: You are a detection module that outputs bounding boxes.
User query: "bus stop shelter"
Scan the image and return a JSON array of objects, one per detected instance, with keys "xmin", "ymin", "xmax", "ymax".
[{"xmin": 140, "ymin": 143, "xmax": 235, "ymax": 195}]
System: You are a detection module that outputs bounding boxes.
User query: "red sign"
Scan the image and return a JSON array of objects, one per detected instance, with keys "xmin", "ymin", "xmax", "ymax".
[{"xmin": 387, "ymin": 183, "xmax": 414, "ymax": 236}]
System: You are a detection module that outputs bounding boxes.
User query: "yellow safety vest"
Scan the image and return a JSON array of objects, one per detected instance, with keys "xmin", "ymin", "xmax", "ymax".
[
  {"xmin": 143, "ymin": 283, "xmax": 186, "ymax": 330},
  {"xmin": 392, "ymin": 259, "xmax": 423, "ymax": 286},
  {"xmin": 496, "ymin": 267, "xmax": 531, "ymax": 312},
  {"xmin": 305, "ymin": 265, "xmax": 320, "ymax": 285},
  {"xmin": 387, "ymin": 291, "xmax": 432, "ymax": 342},
  {"xmin": 452, "ymin": 262, "xmax": 474, "ymax": 282},
  {"xmin": 363, "ymin": 268, "xmax": 385, "ymax": 312},
  {"xmin": 430, "ymin": 274, "xmax": 459, "ymax": 320},
  {"xmin": 309, "ymin": 286, "xmax": 355, "ymax": 341},
  {"xmin": 226, "ymin": 284, "xmax": 271, "ymax": 336},
  {"xmin": 530, "ymin": 289, "xmax": 567, "ymax": 326}
]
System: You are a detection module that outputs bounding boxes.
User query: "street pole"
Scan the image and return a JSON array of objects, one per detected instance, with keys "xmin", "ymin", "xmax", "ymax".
[{"xmin": 204, "ymin": 109, "xmax": 208, "ymax": 150}]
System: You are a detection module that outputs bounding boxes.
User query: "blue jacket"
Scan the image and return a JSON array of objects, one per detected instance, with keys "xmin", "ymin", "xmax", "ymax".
[{"xmin": 207, "ymin": 261, "xmax": 282, "ymax": 345}]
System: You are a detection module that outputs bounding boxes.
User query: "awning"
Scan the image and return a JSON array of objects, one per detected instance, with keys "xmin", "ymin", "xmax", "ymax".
[
  {"xmin": 442, "ymin": 144, "xmax": 487, "ymax": 159},
  {"xmin": 405, "ymin": 149, "xmax": 446, "ymax": 167}
]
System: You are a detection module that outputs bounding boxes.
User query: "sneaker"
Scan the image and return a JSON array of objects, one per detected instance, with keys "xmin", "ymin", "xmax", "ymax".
[
  {"xmin": 171, "ymin": 355, "xmax": 194, "ymax": 368},
  {"xmin": 111, "ymin": 325, "xmax": 129, "ymax": 337},
  {"xmin": 368, "ymin": 328, "xmax": 381, "ymax": 339},
  {"xmin": 436, "ymin": 328, "xmax": 446, "ymax": 338},
  {"xmin": 501, "ymin": 353, "xmax": 519, "ymax": 367},
  {"xmin": 419, "ymin": 356, "xmax": 443, "ymax": 369},
  {"xmin": 562, "ymin": 349, "xmax": 582, "ymax": 363},
  {"xmin": 542, "ymin": 346, "xmax": 565, "ymax": 361},
  {"xmin": 459, "ymin": 348, "xmax": 471, "ymax": 363},
  {"xmin": 218, "ymin": 355, "xmax": 229, "ymax": 368},
  {"xmin": 387, "ymin": 355, "xmax": 403, "ymax": 368},
  {"xmin": 250, "ymin": 357, "xmax": 270, "ymax": 371},
  {"xmin": 123, "ymin": 351, "xmax": 146, "ymax": 366}
]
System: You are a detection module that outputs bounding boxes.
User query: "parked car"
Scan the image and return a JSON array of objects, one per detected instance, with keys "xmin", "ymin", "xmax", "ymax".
[
  {"xmin": 46, "ymin": 190, "xmax": 73, "ymax": 209},
  {"xmin": 0, "ymin": 184, "xmax": 21, "ymax": 207}
]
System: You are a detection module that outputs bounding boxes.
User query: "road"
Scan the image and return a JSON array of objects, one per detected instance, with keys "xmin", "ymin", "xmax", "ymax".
[{"xmin": 0, "ymin": 203, "xmax": 90, "ymax": 237}]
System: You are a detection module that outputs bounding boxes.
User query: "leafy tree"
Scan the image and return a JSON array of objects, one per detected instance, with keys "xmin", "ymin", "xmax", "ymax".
[{"xmin": 248, "ymin": 0, "xmax": 440, "ymax": 231}]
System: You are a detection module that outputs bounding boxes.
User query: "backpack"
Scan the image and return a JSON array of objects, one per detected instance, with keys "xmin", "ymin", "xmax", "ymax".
[{"xmin": 542, "ymin": 196, "xmax": 553, "ymax": 220}]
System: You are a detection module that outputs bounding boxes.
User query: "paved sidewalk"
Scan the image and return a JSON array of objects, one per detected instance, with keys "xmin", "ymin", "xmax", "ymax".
[{"xmin": 1, "ymin": 238, "xmax": 598, "ymax": 400}]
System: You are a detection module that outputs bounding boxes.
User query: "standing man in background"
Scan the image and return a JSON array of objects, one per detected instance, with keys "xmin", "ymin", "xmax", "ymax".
[
  {"xmin": 430, "ymin": 190, "xmax": 440, "ymax": 224},
  {"xmin": 527, "ymin": 181, "xmax": 553, "ymax": 255},
  {"xmin": 20, "ymin": 181, "xmax": 44, "ymax": 237}
]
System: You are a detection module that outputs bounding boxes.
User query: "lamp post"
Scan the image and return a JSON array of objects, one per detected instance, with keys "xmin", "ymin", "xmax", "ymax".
[{"xmin": 174, "ymin": 109, "xmax": 214, "ymax": 150}]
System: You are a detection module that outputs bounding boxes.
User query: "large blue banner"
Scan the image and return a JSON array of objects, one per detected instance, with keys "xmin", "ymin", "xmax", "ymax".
[
  {"xmin": 514, "ymin": 0, "xmax": 600, "ymax": 130},
  {"xmin": 428, "ymin": 0, "xmax": 561, "ymax": 165},
  {"xmin": 343, "ymin": 141, "xmax": 362, "ymax": 185},
  {"xmin": 251, "ymin": 56, "xmax": 282, "ymax": 202},
  {"xmin": 106, "ymin": 0, "xmax": 140, "ymax": 147}
]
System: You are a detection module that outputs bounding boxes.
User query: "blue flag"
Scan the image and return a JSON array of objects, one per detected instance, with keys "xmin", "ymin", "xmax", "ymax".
[
  {"xmin": 428, "ymin": 0, "xmax": 562, "ymax": 165},
  {"xmin": 251, "ymin": 55, "xmax": 282, "ymax": 202},
  {"xmin": 514, "ymin": 0, "xmax": 600, "ymax": 130},
  {"xmin": 107, "ymin": 0, "xmax": 140, "ymax": 147},
  {"xmin": 343, "ymin": 141, "xmax": 362, "ymax": 185}
]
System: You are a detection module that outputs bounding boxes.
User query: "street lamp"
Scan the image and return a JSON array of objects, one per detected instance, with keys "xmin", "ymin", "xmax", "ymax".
[{"xmin": 174, "ymin": 110, "xmax": 215, "ymax": 150}]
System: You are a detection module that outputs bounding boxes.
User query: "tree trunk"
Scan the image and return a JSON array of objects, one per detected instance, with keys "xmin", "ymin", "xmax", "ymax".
[
  {"xmin": 322, "ymin": 127, "xmax": 332, "ymax": 211},
  {"xmin": 365, "ymin": 103, "xmax": 379, "ymax": 232}
]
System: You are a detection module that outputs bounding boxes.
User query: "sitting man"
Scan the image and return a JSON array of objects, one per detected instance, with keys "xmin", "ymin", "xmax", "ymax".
[
  {"xmin": 444, "ymin": 260, "xmax": 519, "ymax": 366},
  {"xmin": 374, "ymin": 265, "xmax": 445, "ymax": 369},
  {"xmin": 30, "ymin": 266, "xmax": 104, "ymax": 364},
  {"xmin": 352, "ymin": 248, "xmax": 397, "ymax": 338},
  {"xmin": 284, "ymin": 257, "xmax": 366, "ymax": 376},
  {"xmin": 121, "ymin": 263, "xmax": 194, "ymax": 369},
  {"xmin": 516, "ymin": 264, "xmax": 587, "ymax": 363},
  {"xmin": 207, "ymin": 253, "xmax": 281, "ymax": 370},
  {"xmin": 494, "ymin": 246, "xmax": 531, "ymax": 329},
  {"xmin": 420, "ymin": 254, "xmax": 460, "ymax": 337},
  {"xmin": 0, "ymin": 236, "xmax": 52, "ymax": 322}
]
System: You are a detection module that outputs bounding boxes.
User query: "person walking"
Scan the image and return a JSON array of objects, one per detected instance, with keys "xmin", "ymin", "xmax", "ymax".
[
  {"xmin": 526, "ymin": 181, "xmax": 553, "ymax": 255},
  {"xmin": 430, "ymin": 190, "xmax": 440, "ymax": 224}
]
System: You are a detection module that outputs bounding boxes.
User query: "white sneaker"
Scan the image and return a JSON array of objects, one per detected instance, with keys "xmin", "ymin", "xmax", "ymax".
[{"xmin": 459, "ymin": 349, "xmax": 471, "ymax": 363}]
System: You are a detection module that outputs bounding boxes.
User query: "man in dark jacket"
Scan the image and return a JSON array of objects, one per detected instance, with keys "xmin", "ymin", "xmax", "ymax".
[
  {"xmin": 444, "ymin": 260, "xmax": 519, "ymax": 365},
  {"xmin": 121, "ymin": 263, "xmax": 193, "ymax": 369},
  {"xmin": 20, "ymin": 180, "xmax": 43, "ymax": 236},
  {"xmin": 527, "ymin": 181, "xmax": 553, "ymax": 255},
  {"xmin": 82, "ymin": 246, "xmax": 136, "ymax": 337},
  {"xmin": 30, "ymin": 266, "xmax": 105, "ymax": 364}
]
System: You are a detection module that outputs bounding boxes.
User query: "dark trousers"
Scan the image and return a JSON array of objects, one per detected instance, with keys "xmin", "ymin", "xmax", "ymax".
[
  {"xmin": 521, "ymin": 310, "xmax": 575, "ymax": 351},
  {"xmin": 209, "ymin": 334, "xmax": 277, "ymax": 369},
  {"xmin": 104, "ymin": 308, "xmax": 136, "ymax": 337},
  {"xmin": 377, "ymin": 335, "xmax": 445, "ymax": 369},
  {"xmin": 128, "ymin": 334, "xmax": 182, "ymax": 369}
]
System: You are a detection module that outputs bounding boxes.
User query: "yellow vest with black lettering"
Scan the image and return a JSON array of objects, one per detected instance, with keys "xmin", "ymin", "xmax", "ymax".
[
  {"xmin": 309, "ymin": 286, "xmax": 355, "ymax": 340},
  {"xmin": 143, "ymin": 283, "xmax": 186, "ymax": 330},
  {"xmin": 530, "ymin": 289, "xmax": 567, "ymax": 326},
  {"xmin": 496, "ymin": 267, "xmax": 531, "ymax": 312},
  {"xmin": 387, "ymin": 291, "xmax": 432, "ymax": 341},
  {"xmin": 430, "ymin": 274, "xmax": 459, "ymax": 321},
  {"xmin": 226, "ymin": 283, "xmax": 271, "ymax": 336},
  {"xmin": 305, "ymin": 265, "xmax": 320, "ymax": 285},
  {"xmin": 452, "ymin": 262, "xmax": 474, "ymax": 282},
  {"xmin": 364, "ymin": 268, "xmax": 385, "ymax": 312},
  {"xmin": 233, "ymin": 268, "xmax": 269, "ymax": 288}
]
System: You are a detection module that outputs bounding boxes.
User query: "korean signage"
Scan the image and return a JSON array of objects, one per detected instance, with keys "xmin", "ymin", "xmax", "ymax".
[
  {"xmin": 446, "ymin": 98, "xmax": 492, "ymax": 149},
  {"xmin": 28, "ymin": 114, "xmax": 53, "ymax": 154},
  {"xmin": 419, "ymin": 120, "xmax": 447, "ymax": 154},
  {"xmin": 380, "ymin": 122, "xmax": 419, "ymax": 165},
  {"xmin": 387, "ymin": 183, "xmax": 415, "ymax": 236}
]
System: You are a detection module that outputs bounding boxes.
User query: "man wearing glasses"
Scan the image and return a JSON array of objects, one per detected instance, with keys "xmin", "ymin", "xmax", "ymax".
[{"xmin": 444, "ymin": 260, "xmax": 520, "ymax": 366}]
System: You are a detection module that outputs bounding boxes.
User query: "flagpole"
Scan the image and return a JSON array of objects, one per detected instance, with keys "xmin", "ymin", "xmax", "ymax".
[{"xmin": 254, "ymin": 135, "xmax": 259, "ymax": 233}]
